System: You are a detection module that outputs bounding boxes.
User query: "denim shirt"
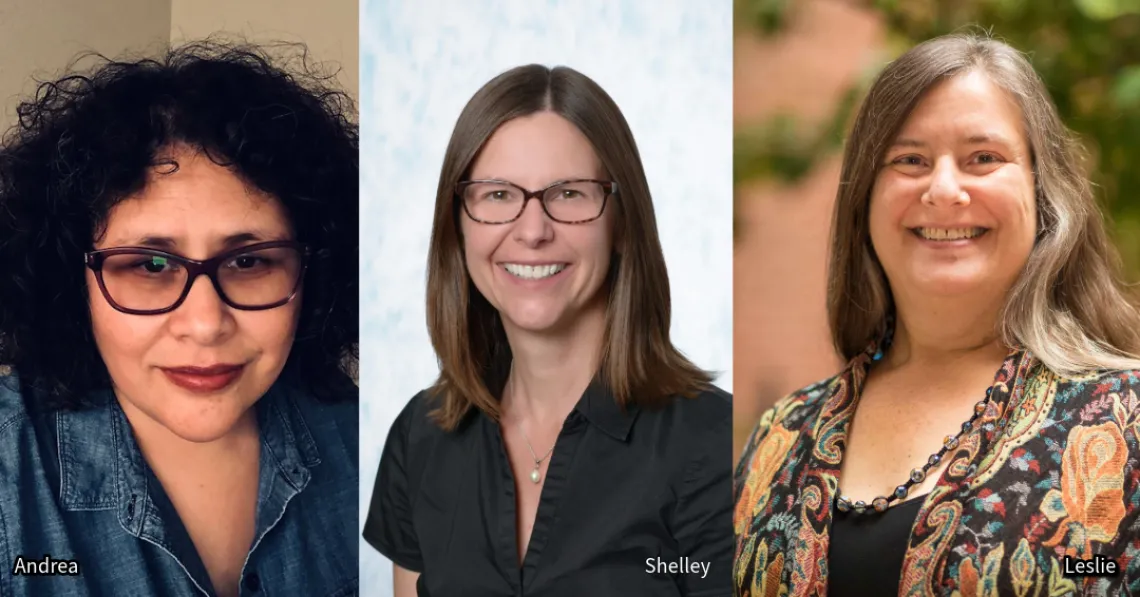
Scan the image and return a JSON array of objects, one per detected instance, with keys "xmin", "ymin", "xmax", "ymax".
[{"xmin": 0, "ymin": 371, "xmax": 359, "ymax": 596}]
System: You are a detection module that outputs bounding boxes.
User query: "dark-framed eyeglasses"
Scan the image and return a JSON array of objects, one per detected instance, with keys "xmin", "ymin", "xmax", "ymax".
[
  {"xmin": 456, "ymin": 178, "xmax": 619, "ymax": 224},
  {"xmin": 84, "ymin": 240, "xmax": 310, "ymax": 315}
]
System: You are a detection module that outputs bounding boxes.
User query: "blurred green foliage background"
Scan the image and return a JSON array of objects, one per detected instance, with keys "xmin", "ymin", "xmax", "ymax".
[{"xmin": 734, "ymin": 0, "xmax": 1140, "ymax": 282}]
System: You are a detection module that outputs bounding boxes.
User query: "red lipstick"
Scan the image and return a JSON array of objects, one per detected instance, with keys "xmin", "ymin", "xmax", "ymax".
[{"xmin": 161, "ymin": 364, "xmax": 244, "ymax": 393}]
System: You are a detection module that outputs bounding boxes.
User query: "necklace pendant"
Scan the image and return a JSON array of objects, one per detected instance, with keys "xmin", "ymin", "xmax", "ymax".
[{"xmin": 530, "ymin": 467, "xmax": 541, "ymax": 483}]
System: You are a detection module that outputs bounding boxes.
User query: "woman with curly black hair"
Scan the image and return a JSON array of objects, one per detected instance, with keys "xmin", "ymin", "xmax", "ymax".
[{"xmin": 0, "ymin": 41, "xmax": 359, "ymax": 597}]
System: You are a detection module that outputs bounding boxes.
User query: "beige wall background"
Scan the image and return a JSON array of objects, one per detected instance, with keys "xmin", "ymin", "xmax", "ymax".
[
  {"xmin": 0, "ymin": 0, "xmax": 169, "ymax": 129},
  {"xmin": 171, "ymin": 0, "xmax": 357, "ymax": 100},
  {"xmin": 0, "ymin": 0, "xmax": 357, "ymax": 132}
]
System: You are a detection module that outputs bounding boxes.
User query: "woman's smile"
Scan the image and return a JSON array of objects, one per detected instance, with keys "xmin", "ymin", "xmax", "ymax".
[{"xmin": 500, "ymin": 262, "xmax": 569, "ymax": 281}]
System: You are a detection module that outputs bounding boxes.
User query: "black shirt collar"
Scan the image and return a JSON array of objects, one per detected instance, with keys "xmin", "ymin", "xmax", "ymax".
[{"xmin": 573, "ymin": 381, "xmax": 639, "ymax": 441}]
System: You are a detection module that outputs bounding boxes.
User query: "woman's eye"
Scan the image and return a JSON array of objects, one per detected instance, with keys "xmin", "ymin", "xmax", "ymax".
[
  {"xmin": 974, "ymin": 152, "xmax": 1001, "ymax": 164},
  {"xmin": 134, "ymin": 257, "xmax": 173, "ymax": 273},
  {"xmin": 892, "ymin": 155, "xmax": 923, "ymax": 167},
  {"xmin": 229, "ymin": 255, "xmax": 267, "ymax": 269}
]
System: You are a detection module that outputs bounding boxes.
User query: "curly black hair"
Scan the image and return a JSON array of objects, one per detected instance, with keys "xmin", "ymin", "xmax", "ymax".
[{"xmin": 0, "ymin": 40, "xmax": 359, "ymax": 410}]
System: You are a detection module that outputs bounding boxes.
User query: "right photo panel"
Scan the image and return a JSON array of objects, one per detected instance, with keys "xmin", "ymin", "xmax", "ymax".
[{"xmin": 733, "ymin": 2, "xmax": 1140, "ymax": 595}]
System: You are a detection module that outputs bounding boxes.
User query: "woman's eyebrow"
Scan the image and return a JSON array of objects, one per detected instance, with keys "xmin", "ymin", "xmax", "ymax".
[
  {"xmin": 218, "ymin": 231, "xmax": 282, "ymax": 248},
  {"xmin": 963, "ymin": 132, "xmax": 1016, "ymax": 147},
  {"xmin": 888, "ymin": 138, "xmax": 926, "ymax": 150},
  {"xmin": 888, "ymin": 132, "xmax": 1017, "ymax": 150},
  {"xmin": 114, "ymin": 235, "xmax": 178, "ymax": 250}
]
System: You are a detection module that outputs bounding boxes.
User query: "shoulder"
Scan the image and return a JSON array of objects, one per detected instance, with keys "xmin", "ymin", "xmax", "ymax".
[
  {"xmin": 384, "ymin": 388, "xmax": 454, "ymax": 456},
  {"xmin": 652, "ymin": 385, "xmax": 732, "ymax": 437},
  {"xmin": 766, "ymin": 370, "xmax": 846, "ymax": 431},
  {"xmin": 1044, "ymin": 366, "xmax": 1140, "ymax": 425},
  {"xmin": 0, "ymin": 369, "xmax": 49, "ymax": 547},
  {"xmin": 274, "ymin": 376, "xmax": 359, "ymax": 474},
  {"xmin": 0, "ymin": 368, "xmax": 32, "ymax": 443},
  {"xmin": 1052, "ymin": 367, "xmax": 1140, "ymax": 395},
  {"xmin": 373, "ymin": 389, "xmax": 453, "ymax": 503},
  {"xmin": 734, "ymin": 370, "xmax": 844, "ymax": 468},
  {"xmin": 1046, "ymin": 366, "xmax": 1140, "ymax": 412},
  {"xmin": 282, "ymin": 376, "xmax": 359, "ymax": 433},
  {"xmin": 396, "ymin": 388, "xmax": 444, "ymax": 432},
  {"xmin": 632, "ymin": 386, "xmax": 732, "ymax": 476},
  {"xmin": 396, "ymin": 388, "xmax": 439, "ymax": 424},
  {"xmin": 785, "ymin": 370, "xmax": 846, "ymax": 408}
]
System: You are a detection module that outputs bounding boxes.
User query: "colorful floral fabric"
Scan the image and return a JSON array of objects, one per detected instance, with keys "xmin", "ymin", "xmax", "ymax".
[{"xmin": 733, "ymin": 346, "xmax": 1140, "ymax": 596}]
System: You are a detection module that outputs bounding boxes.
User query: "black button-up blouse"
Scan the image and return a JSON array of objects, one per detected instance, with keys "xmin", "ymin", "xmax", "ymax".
[{"xmin": 364, "ymin": 382, "xmax": 733, "ymax": 596}]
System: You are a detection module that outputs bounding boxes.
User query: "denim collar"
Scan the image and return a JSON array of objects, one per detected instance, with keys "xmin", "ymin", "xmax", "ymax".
[{"xmin": 54, "ymin": 381, "xmax": 321, "ymax": 532}]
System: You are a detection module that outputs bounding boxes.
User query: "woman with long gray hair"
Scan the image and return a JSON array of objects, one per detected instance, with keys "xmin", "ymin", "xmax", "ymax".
[{"xmin": 734, "ymin": 33, "xmax": 1140, "ymax": 596}]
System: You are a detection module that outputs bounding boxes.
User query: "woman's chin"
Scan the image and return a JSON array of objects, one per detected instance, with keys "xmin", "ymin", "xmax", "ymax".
[
  {"xmin": 909, "ymin": 272, "xmax": 989, "ymax": 297},
  {"xmin": 502, "ymin": 315, "xmax": 563, "ymax": 335},
  {"xmin": 139, "ymin": 401, "xmax": 254, "ymax": 444},
  {"xmin": 499, "ymin": 304, "xmax": 570, "ymax": 335},
  {"xmin": 164, "ymin": 416, "xmax": 248, "ymax": 443}
]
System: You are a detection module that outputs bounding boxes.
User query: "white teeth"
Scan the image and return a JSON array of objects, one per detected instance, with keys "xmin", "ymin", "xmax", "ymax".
[
  {"xmin": 503, "ymin": 263, "xmax": 566, "ymax": 280},
  {"xmin": 915, "ymin": 227, "xmax": 986, "ymax": 241}
]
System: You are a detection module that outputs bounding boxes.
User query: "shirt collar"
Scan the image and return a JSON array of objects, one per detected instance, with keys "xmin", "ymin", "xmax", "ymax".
[
  {"xmin": 55, "ymin": 380, "xmax": 321, "ymax": 514},
  {"xmin": 573, "ymin": 381, "xmax": 640, "ymax": 441}
]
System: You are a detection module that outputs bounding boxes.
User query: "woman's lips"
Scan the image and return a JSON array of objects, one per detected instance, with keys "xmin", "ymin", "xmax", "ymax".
[{"xmin": 160, "ymin": 364, "xmax": 245, "ymax": 393}]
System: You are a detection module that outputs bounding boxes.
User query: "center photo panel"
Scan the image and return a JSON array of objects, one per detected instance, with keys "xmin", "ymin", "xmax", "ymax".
[{"xmin": 357, "ymin": 1, "xmax": 735, "ymax": 595}]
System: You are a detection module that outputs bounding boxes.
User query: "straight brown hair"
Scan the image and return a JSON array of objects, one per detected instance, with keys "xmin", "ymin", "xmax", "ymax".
[
  {"xmin": 828, "ymin": 33, "xmax": 1140, "ymax": 375},
  {"xmin": 424, "ymin": 64, "xmax": 712, "ymax": 430}
]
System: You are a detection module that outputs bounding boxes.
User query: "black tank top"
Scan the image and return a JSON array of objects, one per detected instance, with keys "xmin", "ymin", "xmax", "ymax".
[{"xmin": 828, "ymin": 496, "xmax": 925, "ymax": 596}]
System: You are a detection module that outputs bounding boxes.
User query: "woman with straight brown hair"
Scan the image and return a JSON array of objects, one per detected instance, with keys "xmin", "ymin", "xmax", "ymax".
[
  {"xmin": 364, "ymin": 64, "xmax": 733, "ymax": 596},
  {"xmin": 734, "ymin": 33, "xmax": 1140, "ymax": 596}
]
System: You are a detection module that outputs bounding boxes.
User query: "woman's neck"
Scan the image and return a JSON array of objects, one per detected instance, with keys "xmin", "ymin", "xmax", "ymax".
[
  {"xmin": 884, "ymin": 282, "xmax": 1011, "ymax": 366},
  {"xmin": 501, "ymin": 302, "xmax": 607, "ymax": 428},
  {"xmin": 884, "ymin": 304, "xmax": 1009, "ymax": 375}
]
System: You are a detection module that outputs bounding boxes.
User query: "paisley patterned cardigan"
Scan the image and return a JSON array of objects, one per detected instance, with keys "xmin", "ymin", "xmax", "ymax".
[{"xmin": 733, "ymin": 346, "xmax": 1140, "ymax": 596}]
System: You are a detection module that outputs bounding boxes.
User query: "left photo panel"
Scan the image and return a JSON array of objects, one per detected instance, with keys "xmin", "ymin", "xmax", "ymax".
[{"xmin": 0, "ymin": 2, "xmax": 359, "ymax": 596}]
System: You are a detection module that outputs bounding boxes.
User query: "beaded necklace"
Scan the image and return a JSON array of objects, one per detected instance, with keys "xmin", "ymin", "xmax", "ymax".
[{"xmin": 834, "ymin": 324, "xmax": 996, "ymax": 515}]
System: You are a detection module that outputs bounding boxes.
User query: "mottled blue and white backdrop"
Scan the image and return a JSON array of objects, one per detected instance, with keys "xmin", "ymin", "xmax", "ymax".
[{"xmin": 358, "ymin": 0, "xmax": 732, "ymax": 592}]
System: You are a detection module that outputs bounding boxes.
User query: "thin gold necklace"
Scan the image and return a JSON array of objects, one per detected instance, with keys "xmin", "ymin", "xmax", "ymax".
[{"xmin": 518, "ymin": 425, "xmax": 556, "ymax": 483}]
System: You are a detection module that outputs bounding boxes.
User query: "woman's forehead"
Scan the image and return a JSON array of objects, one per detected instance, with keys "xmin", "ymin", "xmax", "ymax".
[
  {"xmin": 97, "ymin": 158, "xmax": 292, "ymax": 249},
  {"xmin": 892, "ymin": 72, "xmax": 1028, "ymax": 147}
]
